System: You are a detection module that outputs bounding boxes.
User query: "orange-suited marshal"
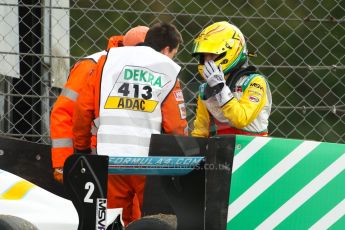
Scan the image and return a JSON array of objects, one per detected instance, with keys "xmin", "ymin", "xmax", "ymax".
[{"xmin": 72, "ymin": 22, "xmax": 188, "ymax": 226}]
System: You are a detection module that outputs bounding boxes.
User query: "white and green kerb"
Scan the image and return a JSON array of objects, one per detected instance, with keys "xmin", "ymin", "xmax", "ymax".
[{"xmin": 227, "ymin": 135, "xmax": 345, "ymax": 229}]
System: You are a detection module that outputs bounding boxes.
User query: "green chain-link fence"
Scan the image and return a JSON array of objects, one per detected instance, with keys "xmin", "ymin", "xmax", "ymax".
[{"xmin": 0, "ymin": 0, "xmax": 344, "ymax": 144}]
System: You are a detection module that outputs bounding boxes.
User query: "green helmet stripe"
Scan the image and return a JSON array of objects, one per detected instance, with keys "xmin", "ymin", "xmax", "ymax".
[
  {"xmin": 192, "ymin": 42, "xmax": 199, "ymax": 54},
  {"xmin": 223, "ymin": 47, "xmax": 247, "ymax": 74}
]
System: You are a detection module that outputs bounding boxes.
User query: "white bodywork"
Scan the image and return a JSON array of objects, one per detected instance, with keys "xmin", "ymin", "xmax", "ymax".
[{"xmin": 0, "ymin": 169, "xmax": 121, "ymax": 230}]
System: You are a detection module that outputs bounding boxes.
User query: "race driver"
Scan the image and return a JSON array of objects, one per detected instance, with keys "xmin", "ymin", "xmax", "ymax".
[{"xmin": 191, "ymin": 21, "xmax": 272, "ymax": 137}]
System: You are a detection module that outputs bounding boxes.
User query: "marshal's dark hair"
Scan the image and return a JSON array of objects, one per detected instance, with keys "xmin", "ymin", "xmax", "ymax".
[{"xmin": 144, "ymin": 22, "xmax": 183, "ymax": 52}]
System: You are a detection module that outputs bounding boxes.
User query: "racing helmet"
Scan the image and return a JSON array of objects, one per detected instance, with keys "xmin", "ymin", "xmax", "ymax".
[{"xmin": 192, "ymin": 21, "xmax": 248, "ymax": 79}]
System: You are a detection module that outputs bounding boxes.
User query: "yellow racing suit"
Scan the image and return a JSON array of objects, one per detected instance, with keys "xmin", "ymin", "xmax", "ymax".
[{"xmin": 192, "ymin": 66, "xmax": 272, "ymax": 137}]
